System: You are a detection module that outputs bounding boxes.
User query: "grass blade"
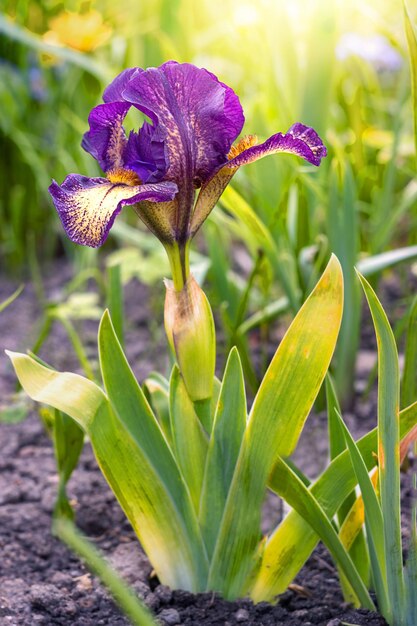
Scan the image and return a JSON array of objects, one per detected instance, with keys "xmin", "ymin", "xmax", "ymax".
[
  {"xmin": 357, "ymin": 272, "xmax": 405, "ymax": 624},
  {"xmin": 404, "ymin": 0, "xmax": 417, "ymax": 164},
  {"xmin": 0, "ymin": 284, "xmax": 24, "ymax": 313},
  {"xmin": 55, "ymin": 519, "xmax": 158, "ymax": 626},
  {"xmin": 327, "ymin": 161, "xmax": 360, "ymax": 405},
  {"xmin": 356, "ymin": 246, "xmax": 417, "ymax": 278},
  {"xmin": 335, "ymin": 412, "xmax": 389, "ymax": 616},
  {"xmin": 106, "ymin": 262, "xmax": 124, "ymax": 348},
  {"xmin": 401, "ymin": 296, "xmax": 417, "ymax": 409}
]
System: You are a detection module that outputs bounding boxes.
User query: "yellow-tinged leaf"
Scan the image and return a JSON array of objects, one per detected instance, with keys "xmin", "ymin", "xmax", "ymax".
[
  {"xmin": 208, "ymin": 255, "xmax": 343, "ymax": 598},
  {"xmin": 6, "ymin": 350, "xmax": 105, "ymax": 428},
  {"xmin": 251, "ymin": 400, "xmax": 417, "ymax": 602},
  {"xmin": 339, "ymin": 422, "xmax": 417, "ymax": 554},
  {"xmin": 248, "ymin": 254, "xmax": 344, "ymax": 457},
  {"xmin": 7, "ymin": 347, "xmax": 207, "ymax": 591},
  {"xmin": 339, "ymin": 468, "xmax": 379, "ymax": 553}
]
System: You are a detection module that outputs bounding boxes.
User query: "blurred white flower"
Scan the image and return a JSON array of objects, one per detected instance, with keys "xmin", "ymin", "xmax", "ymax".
[{"xmin": 337, "ymin": 33, "xmax": 402, "ymax": 72}]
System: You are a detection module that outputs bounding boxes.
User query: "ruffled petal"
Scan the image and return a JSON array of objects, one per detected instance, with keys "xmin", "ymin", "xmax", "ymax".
[
  {"xmin": 103, "ymin": 67, "xmax": 140, "ymax": 103},
  {"xmin": 49, "ymin": 174, "xmax": 178, "ymax": 247},
  {"xmin": 122, "ymin": 61, "xmax": 244, "ymax": 185},
  {"xmin": 227, "ymin": 123, "xmax": 327, "ymax": 168},
  {"xmin": 81, "ymin": 102, "xmax": 130, "ymax": 171},
  {"xmin": 124, "ymin": 121, "xmax": 168, "ymax": 183},
  {"xmin": 191, "ymin": 123, "xmax": 327, "ymax": 236}
]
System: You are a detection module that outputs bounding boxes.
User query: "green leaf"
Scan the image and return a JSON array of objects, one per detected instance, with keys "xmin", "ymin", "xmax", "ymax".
[
  {"xmin": 169, "ymin": 366, "xmax": 208, "ymax": 513},
  {"xmin": 335, "ymin": 411, "xmax": 389, "ymax": 616},
  {"xmin": 250, "ymin": 254, "xmax": 343, "ymax": 457},
  {"xmin": 252, "ymin": 400, "xmax": 417, "ymax": 602},
  {"xmin": 199, "ymin": 348, "xmax": 247, "ymax": 558},
  {"xmin": 404, "ymin": 0, "xmax": 417, "ymax": 164},
  {"xmin": 357, "ymin": 272, "xmax": 405, "ymax": 624},
  {"xmin": 55, "ymin": 519, "xmax": 158, "ymax": 626},
  {"xmin": 8, "ymin": 343, "xmax": 208, "ymax": 591},
  {"xmin": 405, "ymin": 531, "xmax": 417, "ymax": 625},
  {"xmin": 0, "ymin": 284, "xmax": 24, "ymax": 313},
  {"xmin": 326, "ymin": 374, "xmax": 345, "ymax": 461},
  {"xmin": 5, "ymin": 350, "xmax": 106, "ymax": 427},
  {"xmin": 143, "ymin": 372, "xmax": 172, "ymax": 444},
  {"xmin": 401, "ymin": 296, "xmax": 417, "ymax": 409},
  {"xmin": 52, "ymin": 409, "xmax": 84, "ymax": 520},
  {"xmin": 208, "ymin": 255, "xmax": 343, "ymax": 597},
  {"xmin": 262, "ymin": 456, "xmax": 374, "ymax": 610},
  {"xmin": 357, "ymin": 245, "xmax": 417, "ymax": 278},
  {"xmin": 98, "ymin": 311, "xmax": 209, "ymax": 588}
]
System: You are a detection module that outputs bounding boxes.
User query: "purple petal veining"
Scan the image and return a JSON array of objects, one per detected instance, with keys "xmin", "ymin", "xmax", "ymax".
[
  {"xmin": 228, "ymin": 123, "xmax": 327, "ymax": 169},
  {"xmin": 122, "ymin": 61, "xmax": 244, "ymax": 186},
  {"xmin": 49, "ymin": 62, "xmax": 327, "ymax": 249},
  {"xmin": 49, "ymin": 174, "xmax": 177, "ymax": 247}
]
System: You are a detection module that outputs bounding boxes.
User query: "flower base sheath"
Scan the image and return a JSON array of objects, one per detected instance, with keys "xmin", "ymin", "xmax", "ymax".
[{"xmin": 164, "ymin": 274, "xmax": 216, "ymax": 402}]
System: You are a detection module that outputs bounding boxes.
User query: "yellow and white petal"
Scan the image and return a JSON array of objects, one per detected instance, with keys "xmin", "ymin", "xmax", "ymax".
[{"xmin": 49, "ymin": 174, "xmax": 177, "ymax": 247}]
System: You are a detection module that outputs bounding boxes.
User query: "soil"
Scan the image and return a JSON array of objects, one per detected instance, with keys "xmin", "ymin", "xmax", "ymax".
[{"xmin": 0, "ymin": 263, "xmax": 412, "ymax": 626}]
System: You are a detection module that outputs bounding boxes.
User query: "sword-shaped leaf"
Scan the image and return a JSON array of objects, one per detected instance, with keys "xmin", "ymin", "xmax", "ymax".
[
  {"xmin": 199, "ymin": 347, "xmax": 247, "ymax": 558},
  {"xmin": 335, "ymin": 412, "xmax": 389, "ymax": 617},
  {"xmin": 252, "ymin": 400, "xmax": 417, "ymax": 601},
  {"xmin": 208, "ymin": 255, "xmax": 343, "ymax": 597},
  {"xmin": 264, "ymin": 456, "xmax": 374, "ymax": 609},
  {"xmin": 169, "ymin": 365, "xmax": 208, "ymax": 514},
  {"xmin": 357, "ymin": 272, "xmax": 405, "ymax": 624},
  {"xmin": 7, "ymin": 345, "xmax": 208, "ymax": 591}
]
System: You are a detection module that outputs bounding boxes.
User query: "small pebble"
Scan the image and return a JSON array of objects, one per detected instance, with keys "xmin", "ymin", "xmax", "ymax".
[
  {"xmin": 30, "ymin": 583, "xmax": 63, "ymax": 609},
  {"xmin": 326, "ymin": 620, "xmax": 341, "ymax": 626},
  {"xmin": 133, "ymin": 580, "xmax": 150, "ymax": 599},
  {"xmin": 292, "ymin": 608, "xmax": 309, "ymax": 618},
  {"xmin": 155, "ymin": 584, "xmax": 173, "ymax": 604},
  {"xmin": 158, "ymin": 607, "xmax": 181, "ymax": 625},
  {"xmin": 235, "ymin": 608, "xmax": 250, "ymax": 622},
  {"xmin": 144, "ymin": 592, "xmax": 160, "ymax": 611}
]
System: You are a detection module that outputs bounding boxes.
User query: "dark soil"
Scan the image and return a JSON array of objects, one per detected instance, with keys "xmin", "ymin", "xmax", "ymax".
[{"xmin": 0, "ymin": 263, "xmax": 411, "ymax": 626}]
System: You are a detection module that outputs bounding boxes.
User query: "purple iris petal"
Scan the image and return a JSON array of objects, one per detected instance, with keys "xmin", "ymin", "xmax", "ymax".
[
  {"xmin": 81, "ymin": 102, "xmax": 130, "ymax": 172},
  {"xmin": 124, "ymin": 122, "xmax": 168, "ymax": 183},
  {"xmin": 50, "ymin": 62, "xmax": 328, "ymax": 249},
  {"xmin": 122, "ymin": 61, "xmax": 244, "ymax": 185},
  {"xmin": 103, "ymin": 67, "xmax": 140, "ymax": 103},
  {"xmin": 49, "ymin": 174, "xmax": 178, "ymax": 248},
  {"xmin": 191, "ymin": 123, "xmax": 327, "ymax": 237},
  {"xmin": 228, "ymin": 123, "xmax": 327, "ymax": 168}
]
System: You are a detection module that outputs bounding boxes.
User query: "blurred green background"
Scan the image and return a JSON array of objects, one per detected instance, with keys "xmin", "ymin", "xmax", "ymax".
[
  {"xmin": 1, "ymin": 0, "xmax": 417, "ymax": 404},
  {"xmin": 1, "ymin": 0, "xmax": 415, "ymax": 264}
]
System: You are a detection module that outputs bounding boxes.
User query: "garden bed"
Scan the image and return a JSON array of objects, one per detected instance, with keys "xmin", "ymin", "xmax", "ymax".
[{"xmin": 0, "ymin": 266, "xmax": 412, "ymax": 626}]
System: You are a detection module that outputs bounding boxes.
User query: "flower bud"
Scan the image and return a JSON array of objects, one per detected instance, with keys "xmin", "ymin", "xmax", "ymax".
[{"xmin": 164, "ymin": 275, "xmax": 215, "ymax": 402}]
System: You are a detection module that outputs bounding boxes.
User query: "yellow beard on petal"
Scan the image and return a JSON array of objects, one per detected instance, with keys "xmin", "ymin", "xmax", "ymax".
[
  {"xmin": 106, "ymin": 168, "xmax": 142, "ymax": 186},
  {"xmin": 227, "ymin": 134, "xmax": 258, "ymax": 160}
]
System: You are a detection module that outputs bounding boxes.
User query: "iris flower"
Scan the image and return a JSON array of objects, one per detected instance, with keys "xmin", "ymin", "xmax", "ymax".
[{"xmin": 49, "ymin": 61, "xmax": 326, "ymax": 288}]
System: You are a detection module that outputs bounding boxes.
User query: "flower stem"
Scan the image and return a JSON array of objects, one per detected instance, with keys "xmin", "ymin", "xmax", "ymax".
[{"xmin": 165, "ymin": 242, "xmax": 190, "ymax": 291}]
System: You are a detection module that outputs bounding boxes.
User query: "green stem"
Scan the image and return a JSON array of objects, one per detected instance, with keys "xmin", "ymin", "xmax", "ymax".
[{"xmin": 165, "ymin": 242, "xmax": 190, "ymax": 291}]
